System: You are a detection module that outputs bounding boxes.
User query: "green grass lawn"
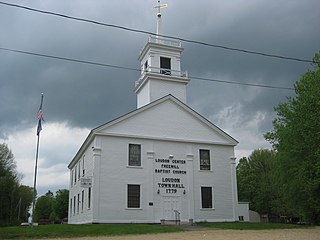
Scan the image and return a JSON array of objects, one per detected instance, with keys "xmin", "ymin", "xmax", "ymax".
[
  {"xmin": 0, "ymin": 224, "xmax": 183, "ymax": 239},
  {"xmin": 197, "ymin": 221, "xmax": 311, "ymax": 230}
]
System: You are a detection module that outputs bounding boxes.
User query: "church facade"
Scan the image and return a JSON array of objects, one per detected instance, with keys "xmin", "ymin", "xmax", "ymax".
[{"xmin": 68, "ymin": 35, "xmax": 241, "ymax": 224}]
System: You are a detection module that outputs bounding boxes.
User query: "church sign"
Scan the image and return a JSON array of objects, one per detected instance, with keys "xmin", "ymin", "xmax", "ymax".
[
  {"xmin": 154, "ymin": 158, "xmax": 187, "ymax": 194},
  {"xmin": 80, "ymin": 177, "xmax": 92, "ymax": 188}
]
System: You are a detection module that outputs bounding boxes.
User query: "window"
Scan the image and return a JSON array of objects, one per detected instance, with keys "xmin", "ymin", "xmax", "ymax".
[
  {"xmin": 160, "ymin": 57, "xmax": 171, "ymax": 75},
  {"xmin": 71, "ymin": 170, "xmax": 73, "ymax": 187},
  {"xmin": 201, "ymin": 186, "xmax": 213, "ymax": 208},
  {"xmin": 88, "ymin": 187, "xmax": 91, "ymax": 209},
  {"xmin": 70, "ymin": 198, "xmax": 72, "ymax": 217},
  {"xmin": 239, "ymin": 216, "xmax": 244, "ymax": 221},
  {"xmin": 73, "ymin": 196, "xmax": 76, "ymax": 215},
  {"xmin": 78, "ymin": 162, "xmax": 81, "ymax": 179},
  {"xmin": 77, "ymin": 193, "xmax": 80, "ymax": 214},
  {"xmin": 82, "ymin": 155, "xmax": 85, "ymax": 176},
  {"xmin": 128, "ymin": 144, "xmax": 141, "ymax": 166},
  {"xmin": 144, "ymin": 60, "xmax": 148, "ymax": 71},
  {"xmin": 127, "ymin": 184, "xmax": 140, "ymax": 208},
  {"xmin": 81, "ymin": 190, "xmax": 84, "ymax": 213},
  {"xmin": 74, "ymin": 165, "xmax": 77, "ymax": 184},
  {"xmin": 200, "ymin": 149, "xmax": 211, "ymax": 170}
]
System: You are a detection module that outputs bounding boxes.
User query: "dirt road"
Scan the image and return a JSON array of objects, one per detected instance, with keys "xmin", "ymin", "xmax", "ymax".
[{"xmin": 47, "ymin": 227, "xmax": 320, "ymax": 240}]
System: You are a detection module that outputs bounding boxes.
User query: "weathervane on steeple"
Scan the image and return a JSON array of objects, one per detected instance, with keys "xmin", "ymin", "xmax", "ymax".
[{"xmin": 154, "ymin": 0, "xmax": 167, "ymax": 36}]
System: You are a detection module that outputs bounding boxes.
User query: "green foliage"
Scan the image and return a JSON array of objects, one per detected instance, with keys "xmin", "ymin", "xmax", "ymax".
[
  {"xmin": 49, "ymin": 211, "xmax": 56, "ymax": 223},
  {"xmin": 33, "ymin": 192, "xmax": 54, "ymax": 222},
  {"xmin": 17, "ymin": 185, "xmax": 34, "ymax": 222},
  {"xmin": 0, "ymin": 224, "xmax": 183, "ymax": 239},
  {"xmin": 33, "ymin": 189, "xmax": 69, "ymax": 222},
  {"xmin": 52, "ymin": 189, "xmax": 69, "ymax": 219},
  {"xmin": 237, "ymin": 149, "xmax": 284, "ymax": 215},
  {"xmin": 265, "ymin": 52, "xmax": 320, "ymax": 224},
  {"xmin": 0, "ymin": 143, "xmax": 33, "ymax": 226}
]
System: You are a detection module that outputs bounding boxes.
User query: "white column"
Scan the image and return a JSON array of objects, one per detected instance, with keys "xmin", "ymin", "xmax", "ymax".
[
  {"xmin": 230, "ymin": 156, "xmax": 238, "ymax": 221},
  {"xmin": 92, "ymin": 137, "xmax": 102, "ymax": 223},
  {"xmin": 147, "ymin": 150, "xmax": 155, "ymax": 222},
  {"xmin": 186, "ymin": 154, "xmax": 194, "ymax": 223}
]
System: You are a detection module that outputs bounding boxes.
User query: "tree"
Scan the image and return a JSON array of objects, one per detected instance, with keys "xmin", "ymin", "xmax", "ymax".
[
  {"xmin": 237, "ymin": 149, "xmax": 283, "ymax": 215},
  {"xmin": 265, "ymin": 52, "xmax": 320, "ymax": 224},
  {"xmin": 17, "ymin": 185, "xmax": 34, "ymax": 222},
  {"xmin": 33, "ymin": 191, "xmax": 54, "ymax": 222},
  {"xmin": 0, "ymin": 143, "xmax": 20, "ymax": 226},
  {"xmin": 0, "ymin": 144, "xmax": 35, "ymax": 226},
  {"xmin": 53, "ymin": 189, "xmax": 69, "ymax": 220}
]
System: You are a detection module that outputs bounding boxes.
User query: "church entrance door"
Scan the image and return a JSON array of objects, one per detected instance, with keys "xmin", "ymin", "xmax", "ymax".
[{"xmin": 162, "ymin": 196, "xmax": 181, "ymax": 221}]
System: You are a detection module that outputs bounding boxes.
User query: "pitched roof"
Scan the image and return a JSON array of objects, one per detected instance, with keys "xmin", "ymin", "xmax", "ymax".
[{"xmin": 68, "ymin": 94, "xmax": 238, "ymax": 168}]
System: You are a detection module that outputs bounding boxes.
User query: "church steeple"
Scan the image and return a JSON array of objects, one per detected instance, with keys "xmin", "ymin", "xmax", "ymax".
[{"xmin": 135, "ymin": 3, "xmax": 189, "ymax": 108}]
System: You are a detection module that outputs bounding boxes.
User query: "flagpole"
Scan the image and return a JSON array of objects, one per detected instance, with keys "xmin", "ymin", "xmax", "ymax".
[{"xmin": 31, "ymin": 93, "xmax": 44, "ymax": 226}]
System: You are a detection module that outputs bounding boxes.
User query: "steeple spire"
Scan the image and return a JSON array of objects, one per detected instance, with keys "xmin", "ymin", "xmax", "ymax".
[{"xmin": 153, "ymin": 0, "xmax": 167, "ymax": 36}]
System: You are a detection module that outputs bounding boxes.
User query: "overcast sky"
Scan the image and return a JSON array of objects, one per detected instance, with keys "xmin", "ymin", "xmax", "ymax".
[{"xmin": 0, "ymin": 0, "xmax": 319, "ymax": 196}]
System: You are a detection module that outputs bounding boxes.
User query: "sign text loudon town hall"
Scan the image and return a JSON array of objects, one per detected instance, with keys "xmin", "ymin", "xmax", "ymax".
[{"xmin": 154, "ymin": 158, "xmax": 187, "ymax": 194}]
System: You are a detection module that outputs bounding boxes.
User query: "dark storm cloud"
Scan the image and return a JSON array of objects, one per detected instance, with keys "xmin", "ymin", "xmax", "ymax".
[{"xmin": 0, "ymin": 0, "xmax": 319, "ymax": 143}]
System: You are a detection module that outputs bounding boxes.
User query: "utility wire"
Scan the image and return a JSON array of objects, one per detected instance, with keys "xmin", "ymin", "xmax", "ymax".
[
  {"xmin": 189, "ymin": 75, "xmax": 294, "ymax": 90},
  {"xmin": 0, "ymin": 46, "xmax": 295, "ymax": 91},
  {"xmin": 0, "ymin": 1, "xmax": 318, "ymax": 65},
  {"xmin": 0, "ymin": 47, "xmax": 140, "ymax": 72}
]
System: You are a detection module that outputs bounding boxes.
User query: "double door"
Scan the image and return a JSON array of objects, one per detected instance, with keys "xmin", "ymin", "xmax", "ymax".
[{"xmin": 162, "ymin": 196, "xmax": 181, "ymax": 220}]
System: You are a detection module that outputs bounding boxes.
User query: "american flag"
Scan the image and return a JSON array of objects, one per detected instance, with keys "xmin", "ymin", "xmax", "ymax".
[{"xmin": 37, "ymin": 94, "xmax": 44, "ymax": 136}]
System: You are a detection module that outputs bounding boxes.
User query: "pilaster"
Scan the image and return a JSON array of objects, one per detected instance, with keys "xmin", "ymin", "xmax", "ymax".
[
  {"xmin": 92, "ymin": 137, "xmax": 102, "ymax": 223},
  {"xmin": 230, "ymin": 156, "xmax": 238, "ymax": 221},
  {"xmin": 186, "ymin": 153, "xmax": 195, "ymax": 222}
]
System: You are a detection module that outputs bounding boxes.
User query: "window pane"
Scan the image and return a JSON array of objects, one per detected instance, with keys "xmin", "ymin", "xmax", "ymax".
[
  {"xmin": 200, "ymin": 149, "xmax": 210, "ymax": 170},
  {"xmin": 88, "ymin": 187, "xmax": 91, "ymax": 209},
  {"xmin": 70, "ymin": 199, "xmax": 72, "ymax": 217},
  {"xmin": 201, "ymin": 187, "xmax": 212, "ymax": 208},
  {"xmin": 81, "ymin": 190, "xmax": 84, "ymax": 212},
  {"xmin": 160, "ymin": 57, "xmax": 171, "ymax": 75},
  {"xmin": 73, "ymin": 196, "xmax": 76, "ymax": 215},
  {"xmin": 129, "ymin": 144, "xmax": 141, "ymax": 166},
  {"xmin": 128, "ymin": 184, "xmax": 140, "ymax": 208}
]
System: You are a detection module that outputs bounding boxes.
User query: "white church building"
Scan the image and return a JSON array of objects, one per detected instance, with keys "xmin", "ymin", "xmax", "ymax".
[{"xmin": 68, "ymin": 9, "xmax": 246, "ymax": 224}]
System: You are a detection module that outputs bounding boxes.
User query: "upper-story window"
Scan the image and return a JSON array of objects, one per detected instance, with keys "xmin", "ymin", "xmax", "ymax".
[
  {"xmin": 74, "ymin": 165, "xmax": 77, "ymax": 184},
  {"xmin": 78, "ymin": 162, "xmax": 81, "ymax": 179},
  {"xmin": 71, "ymin": 169, "xmax": 74, "ymax": 187},
  {"xmin": 199, "ymin": 149, "xmax": 211, "ymax": 170},
  {"xmin": 144, "ymin": 60, "xmax": 148, "ymax": 72},
  {"xmin": 128, "ymin": 144, "xmax": 141, "ymax": 166},
  {"xmin": 82, "ymin": 155, "xmax": 85, "ymax": 176},
  {"xmin": 160, "ymin": 57, "xmax": 171, "ymax": 75}
]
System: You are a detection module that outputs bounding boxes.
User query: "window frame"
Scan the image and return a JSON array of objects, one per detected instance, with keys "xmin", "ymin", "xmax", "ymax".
[
  {"xmin": 127, "ymin": 184, "xmax": 141, "ymax": 209},
  {"xmin": 82, "ymin": 155, "xmax": 85, "ymax": 176},
  {"xmin": 70, "ymin": 198, "xmax": 73, "ymax": 217},
  {"xmin": 88, "ymin": 187, "xmax": 91, "ymax": 209},
  {"xmin": 78, "ymin": 162, "xmax": 81, "ymax": 180},
  {"xmin": 73, "ymin": 196, "xmax": 76, "ymax": 215},
  {"xmin": 71, "ymin": 170, "xmax": 73, "ymax": 187},
  {"xmin": 74, "ymin": 165, "xmax": 77, "ymax": 184},
  {"xmin": 77, "ymin": 193, "xmax": 80, "ymax": 214},
  {"xmin": 128, "ymin": 144, "xmax": 141, "ymax": 167},
  {"xmin": 201, "ymin": 186, "xmax": 213, "ymax": 209},
  {"xmin": 144, "ymin": 60, "xmax": 148, "ymax": 71},
  {"xmin": 160, "ymin": 56, "xmax": 171, "ymax": 75},
  {"xmin": 199, "ymin": 149, "xmax": 211, "ymax": 171},
  {"xmin": 81, "ymin": 190, "xmax": 84, "ymax": 213}
]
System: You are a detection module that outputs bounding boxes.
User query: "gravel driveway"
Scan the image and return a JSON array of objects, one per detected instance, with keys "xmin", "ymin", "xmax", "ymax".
[{"xmin": 46, "ymin": 227, "xmax": 320, "ymax": 240}]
